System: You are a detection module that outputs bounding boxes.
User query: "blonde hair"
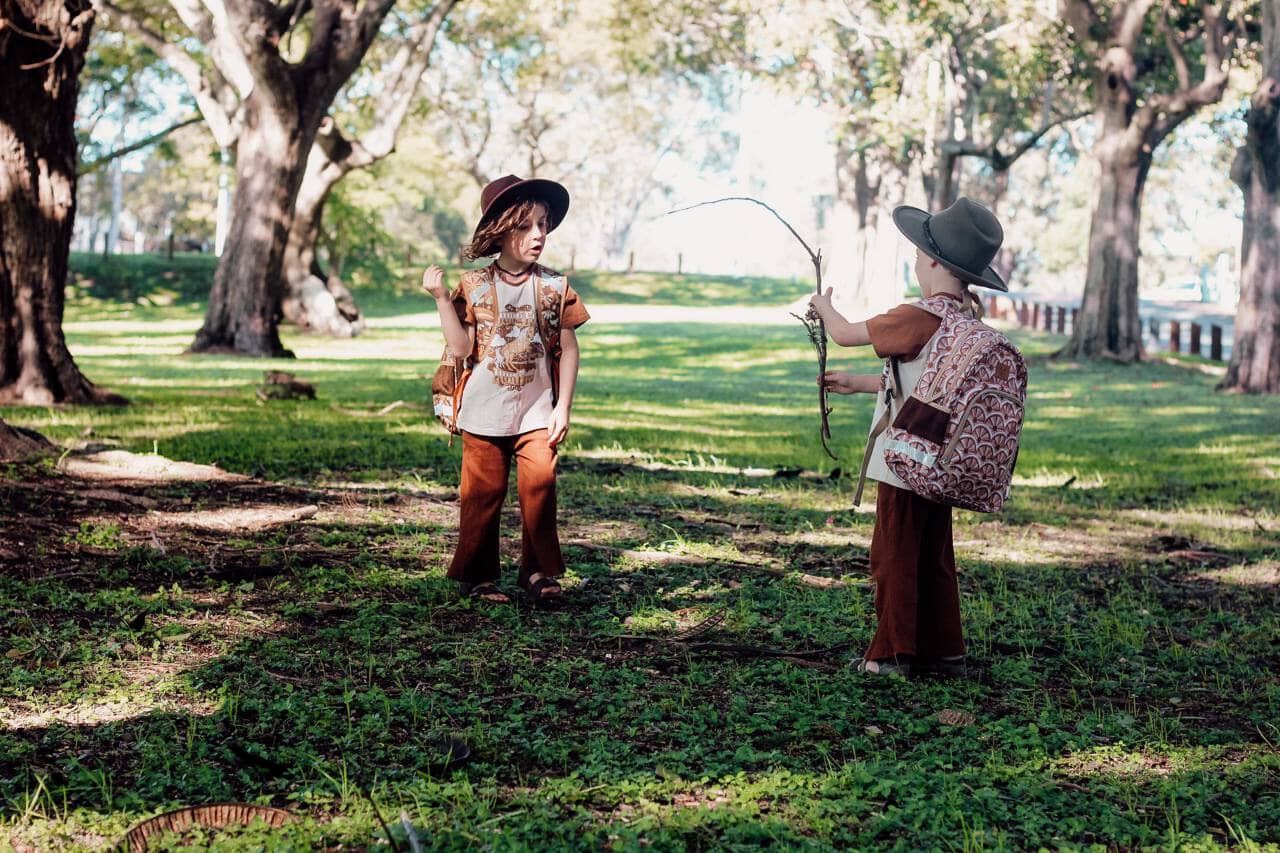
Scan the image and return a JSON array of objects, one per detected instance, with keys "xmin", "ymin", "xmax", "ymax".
[
  {"xmin": 962, "ymin": 286, "xmax": 986, "ymax": 319},
  {"xmin": 462, "ymin": 199, "xmax": 547, "ymax": 261}
]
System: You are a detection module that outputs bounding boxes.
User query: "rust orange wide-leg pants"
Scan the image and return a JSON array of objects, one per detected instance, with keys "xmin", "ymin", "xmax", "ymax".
[
  {"xmin": 448, "ymin": 429, "xmax": 564, "ymax": 584},
  {"xmin": 864, "ymin": 482, "xmax": 965, "ymax": 661}
]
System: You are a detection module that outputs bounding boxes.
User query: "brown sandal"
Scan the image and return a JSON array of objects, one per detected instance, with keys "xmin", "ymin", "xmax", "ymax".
[
  {"xmin": 461, "ymin": 582, "xmax": 511, "ymax": 604},
  {"xmin": 520, "ymin": 572, "xmax": 564, "ymax": 606}
]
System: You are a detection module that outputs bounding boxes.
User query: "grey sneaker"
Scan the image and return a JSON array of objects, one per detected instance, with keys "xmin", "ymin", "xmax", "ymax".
[{"xmin": 856, "ymin": 657, "xmax": 911, "ymax": 678}]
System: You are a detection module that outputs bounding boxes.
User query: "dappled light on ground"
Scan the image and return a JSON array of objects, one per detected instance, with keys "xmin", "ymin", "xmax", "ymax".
[
  {"xmin": 58, "ymin": 451, "xmax": 251, "ymax": 483},
  {"xmin": 148, "ymin": 504, "xmax": 319, "ymax": 532}
]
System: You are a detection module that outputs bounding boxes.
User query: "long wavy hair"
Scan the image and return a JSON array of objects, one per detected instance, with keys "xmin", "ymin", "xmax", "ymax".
[{"xmin": 462, "ymin": 199, "xmax": 547, "ymax": 261}]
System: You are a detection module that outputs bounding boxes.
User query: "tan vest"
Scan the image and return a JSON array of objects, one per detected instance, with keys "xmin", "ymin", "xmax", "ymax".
[{"xmin": 864, "ymin": 336, "xmax": 936, "ymax": 489}]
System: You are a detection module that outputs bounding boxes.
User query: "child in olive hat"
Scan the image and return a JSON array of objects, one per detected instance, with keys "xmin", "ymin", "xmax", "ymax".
[{"xmin": 808, "ymin": 197, "xmax": 1008, "ymax": 677}]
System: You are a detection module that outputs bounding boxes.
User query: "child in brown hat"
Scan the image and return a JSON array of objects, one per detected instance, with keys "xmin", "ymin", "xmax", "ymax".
[
  {"xmin": 421, "ymin": 175, "xmax": 590, "ymax": 605},
  {"xmin": 807, "ymin": 196, "xmax": 1008, "ymax": 677}
]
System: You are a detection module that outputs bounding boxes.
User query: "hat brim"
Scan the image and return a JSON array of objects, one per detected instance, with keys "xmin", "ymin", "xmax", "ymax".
[
  {"xmin": 892, "ymin": 205, "xmax": 1008, "ymax": 292},
  {"xmin": 471, "ymin": 179, "xmax": 570, "ymax": 256}
]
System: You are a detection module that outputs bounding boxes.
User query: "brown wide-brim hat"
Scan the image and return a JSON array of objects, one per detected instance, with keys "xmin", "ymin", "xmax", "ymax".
[
  {"xmin": 892, "ymin": 197, "xmax": 1008, "ymax": 292},
  {"xmin": 471, "ymin": 174, "xmax": 570, "ymax": 256}
]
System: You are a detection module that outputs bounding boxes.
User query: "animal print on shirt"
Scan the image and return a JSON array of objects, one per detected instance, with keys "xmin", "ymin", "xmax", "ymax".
[{"xmin": 487, "ymin": 302, "xmax": 545, "ymax": 389}]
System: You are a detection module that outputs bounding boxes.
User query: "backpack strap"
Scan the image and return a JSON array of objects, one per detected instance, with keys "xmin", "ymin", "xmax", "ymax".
[{"xmin": 853, "ymin": 356, "xmax": 904, "ymax": 506}]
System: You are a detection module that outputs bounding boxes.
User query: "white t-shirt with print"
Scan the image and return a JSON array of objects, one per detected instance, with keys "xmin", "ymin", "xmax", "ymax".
[{"xmin": 456, "ymin": 277, "xmax": 555, "ymax": 437}]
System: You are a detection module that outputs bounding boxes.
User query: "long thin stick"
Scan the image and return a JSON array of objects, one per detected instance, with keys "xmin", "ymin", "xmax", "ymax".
[{"xmin": 665, "ymin": 197, "xmax": 836, "ymax": 460}]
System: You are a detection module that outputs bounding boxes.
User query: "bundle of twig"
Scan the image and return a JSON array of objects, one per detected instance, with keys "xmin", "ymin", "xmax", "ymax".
[{"xmin": 666, "ymin": 197, "xmax": 836, "ymax": 460}]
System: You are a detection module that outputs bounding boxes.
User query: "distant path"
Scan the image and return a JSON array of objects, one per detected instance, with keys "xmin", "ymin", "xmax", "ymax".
[{"xmin": 63, "ymin": 296, "xmax": 1238, "ymax": 361}]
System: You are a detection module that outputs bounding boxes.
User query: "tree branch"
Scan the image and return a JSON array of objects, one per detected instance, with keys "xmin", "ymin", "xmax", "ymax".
[
  {"xmin": 1116, "ymin": 0, "xmax": 1158, "ymax": 50},
  {"xmin": 77, "ymin": 115, "xmax": 202, "ymax": 175},
  {"xmin": 1157, "ymin": 1, "xmax": 1192, "ymax": 91},
  {"xmin": 1146, "ymin": 0, "xmax": 1233, "ymax": 144},
  {"xmin": 1061, "ymin": 0, "xmax": 1103, "ymax": 41},
  {"xmin": 361, "ymin": 0, "xmax": 459, "ymax": 159},
  {"xmin": 91, "ymin": 0, "xmax": 242, "ymax": 146},
  {"xmin": 174, "ymin": 0, "xmax": 256, "ymax": 97},
  {"xmin": 214, "ymin": 0, "xmax": 290, "ymax": 94}
]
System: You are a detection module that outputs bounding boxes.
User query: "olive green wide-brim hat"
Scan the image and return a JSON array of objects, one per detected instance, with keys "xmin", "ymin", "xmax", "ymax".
[
  {"xmin": 470, "ymin": 174, "xmax": 570, "ymax": 256},
  {"xmin": 892, "ymin": 196, "xmax": 1008, "ymax": 292}
]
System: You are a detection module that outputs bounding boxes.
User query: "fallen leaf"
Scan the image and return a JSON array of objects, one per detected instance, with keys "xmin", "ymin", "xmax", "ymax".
[{"xmin": 937, "ymin": 709, "xmax": 976, "ymax": 727}]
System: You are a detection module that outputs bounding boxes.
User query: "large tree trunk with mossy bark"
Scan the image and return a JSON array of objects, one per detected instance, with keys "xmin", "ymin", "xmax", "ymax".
[
  {"xmin": 0, "ymin": 0, "xmax": 123, "ymax": 405},
  {"xmin": 1219, "ymin": 4, "xmax": 1280, "ymax": 394}
]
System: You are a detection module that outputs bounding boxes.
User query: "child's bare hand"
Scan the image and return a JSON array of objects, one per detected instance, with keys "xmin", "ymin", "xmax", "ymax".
[
  {"xmin": 421, "ymin": 265, "xmax": 447, "ymax": 299},
  {"xmin": 546, "ymin": 406, "xmax": 570, "ymax": 448},
  {"xmin": 821, "ymin": 370, "xmax": 861, "ymax": 394},
  {"xmin": 808, "ymin": 286, "xmax": 835, "ymax": 318}
]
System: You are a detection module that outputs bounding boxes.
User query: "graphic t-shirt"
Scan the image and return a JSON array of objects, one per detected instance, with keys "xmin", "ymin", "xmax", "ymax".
[{"xmin": 453, "ymin": 267, "xmax": 589, "ymax": 437}]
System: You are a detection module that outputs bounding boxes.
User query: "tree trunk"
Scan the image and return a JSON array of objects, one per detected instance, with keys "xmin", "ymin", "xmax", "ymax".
[
  {"xmin": 1058, "ymin": 145, "xmax": 1150, "ymax": 362},
  {"xmin": 107, "ymin": 137, "xmax": 124, "ymax": 253},
  {"xmin": 1220, "ymin": 31, "xmax": 1280, "ymax": 392},
  {"xmin": 987, "ymin": 169, "xmax": 1017, "ymax": 284},
  {"xmin": 280, "ymin": 130, "xmax": 366, "ymax": 338},
  {"xmin": 0, "ymin": 0, "xmax": 122, "ymax": 405},
  {"xmin": 190, "ymin": 90, "xmax": 311, "ymax": 357},
  {"xmin": 838, "ymin": 146, "xmax": 896, "ymax": 309},
  {"xmin": 928, "ymin": 148, "xmax": 959, "ymax": 212}
]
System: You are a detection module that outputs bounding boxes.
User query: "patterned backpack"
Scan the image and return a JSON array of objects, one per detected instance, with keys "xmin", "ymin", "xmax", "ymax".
[{"xmin": 857, "ymin": 295, "xmax": 1027, "ymax": 513}]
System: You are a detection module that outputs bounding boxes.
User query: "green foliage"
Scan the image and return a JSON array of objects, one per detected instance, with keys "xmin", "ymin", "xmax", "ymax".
[
  {"xmin": 321, "ymin": 189, "xmax": 411, "ymax": 291},
  {"xmin": 422, "ymin": 195, "xmax": 469, "ymax": 259},
  {"xmin": 1, "ymin": 259, "xmax": 1278, "ymax": 849}
]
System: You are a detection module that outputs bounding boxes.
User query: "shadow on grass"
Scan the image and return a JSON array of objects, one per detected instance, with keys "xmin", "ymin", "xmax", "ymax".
[{"xmin": 3, "ymin": 462, "xmax": 1279, "ymax": 848}]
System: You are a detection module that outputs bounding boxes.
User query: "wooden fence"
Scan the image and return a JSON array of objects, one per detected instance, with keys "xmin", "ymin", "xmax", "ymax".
[{"xmin": 985, "ymin": 295, "xmax": 1228, "ymax": 362}]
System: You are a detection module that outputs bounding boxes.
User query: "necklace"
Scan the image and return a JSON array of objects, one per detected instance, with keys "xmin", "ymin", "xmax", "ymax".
[{"xmin": 495, "ymin": 260, "xmax": 532, "ymax": 280}]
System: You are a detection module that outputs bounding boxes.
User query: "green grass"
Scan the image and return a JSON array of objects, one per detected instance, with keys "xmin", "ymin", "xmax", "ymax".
[{"xmin": 1, "ymin": 258, "xmax": 1278, "ymax": 850}]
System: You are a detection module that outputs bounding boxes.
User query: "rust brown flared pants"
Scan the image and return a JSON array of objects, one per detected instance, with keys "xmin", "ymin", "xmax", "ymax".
[
  {"xmin": 447, "ymin": 429, "xmax": 564, "ymax": 585},
  {"xmin": 864, "ymin": 482, "xmax": 966, "ymax": 661}
]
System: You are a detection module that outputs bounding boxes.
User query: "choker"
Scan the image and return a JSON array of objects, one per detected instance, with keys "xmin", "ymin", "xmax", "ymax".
[{"xmin": 495, "ymin": 260, "xmax": 532, "ymax": 278}]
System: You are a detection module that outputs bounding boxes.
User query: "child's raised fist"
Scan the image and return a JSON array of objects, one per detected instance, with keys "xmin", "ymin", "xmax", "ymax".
[
  {"xmin": 421, "ymin": 265, "xmax": 447, "ymax": 299},
  {"xmin": 808, "ymin": 286, "xmax": 835, "ymax": 318}
]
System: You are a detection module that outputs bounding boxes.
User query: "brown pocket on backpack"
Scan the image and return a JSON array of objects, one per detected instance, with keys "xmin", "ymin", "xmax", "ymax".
[
  {"xmin": 431, "ymin": 357, "xmax": 463, "ymax": 397},
  {"xmin": 892, "ymin": 397, "xmax": 950, "ymax": 445}
]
